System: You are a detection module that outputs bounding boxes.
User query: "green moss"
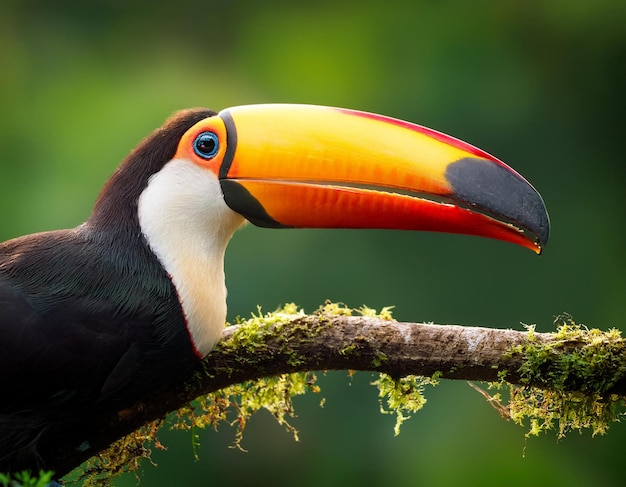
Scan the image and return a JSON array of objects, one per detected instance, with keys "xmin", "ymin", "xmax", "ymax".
[
  {"xmin": 358, "ymin": 305, "xmax": 395, "ymax": 320},
  {"xmin": 501, "ymin": 316, "xmax": 626, "ymax": 437},
  {"xmin": 514, "ymin": 321, "xmax": 626, "ymax": 394},
  {"xmin": 173, "ymin": 371, "xmax": 320, "ymax": 449},
  {"xmin": 372, "ymin": 350, "xmax": 388, "ymax": 367},
  {"xmin": 316, "ymin": 301, "xmax": 354, "ymax": 316},
  {"xmin": 372, "ymin": 373, "xmax": 439, "ymax": 436},
  {"xmin": 75, "ymin": 420, "xmax": 165, "ymax": 486},
  {"xmin": 338, "ymin": 344, "xmax": 357, "ymax": 356},
  {"xmin": 224, "ymin": 303, "xmax": 307, "ymax": 354}
]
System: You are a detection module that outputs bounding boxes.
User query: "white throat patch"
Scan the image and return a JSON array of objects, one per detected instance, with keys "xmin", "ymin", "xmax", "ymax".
[{"xmin": 137, "ymin": 159, "xmax": 245, "ymax": 356}]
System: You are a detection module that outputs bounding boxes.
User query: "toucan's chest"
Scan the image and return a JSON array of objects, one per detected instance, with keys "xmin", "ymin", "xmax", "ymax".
[{"xmin": 0, "ymin": 227, "xmax": 199, "ymax": 410}]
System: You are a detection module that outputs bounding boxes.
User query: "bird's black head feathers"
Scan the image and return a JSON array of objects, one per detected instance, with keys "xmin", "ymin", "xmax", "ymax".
[{"xmin": 88, "ymin": 108, "xmax": 216, "ymax": 230}]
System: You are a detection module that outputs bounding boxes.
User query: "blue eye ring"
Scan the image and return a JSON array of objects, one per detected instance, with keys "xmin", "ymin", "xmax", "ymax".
[{"xmin": 193, "ymin": 131, "xmax": 220, "ymax": 159}]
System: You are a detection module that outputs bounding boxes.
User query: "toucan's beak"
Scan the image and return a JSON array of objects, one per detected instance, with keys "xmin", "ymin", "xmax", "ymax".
[{"xmin": 216, "ymin": 104, "xmax": 550, "ymax": 253}]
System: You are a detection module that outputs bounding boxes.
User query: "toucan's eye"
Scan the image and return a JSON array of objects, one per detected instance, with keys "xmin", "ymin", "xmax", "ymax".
[{"xmin": 193, "ymin": 132, "xmax": 219, "ymax": 159}]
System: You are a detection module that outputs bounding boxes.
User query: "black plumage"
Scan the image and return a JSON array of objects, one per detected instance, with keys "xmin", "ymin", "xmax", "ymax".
[{"xmin": 0, "ymin": 108, "xmax": 215, "ymax": 472}]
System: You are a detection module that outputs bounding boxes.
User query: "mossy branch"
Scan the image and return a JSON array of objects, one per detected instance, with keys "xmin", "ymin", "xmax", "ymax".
[{"xmin": 44, "ymin": 305, "xmax": 625, "ymax": 482}]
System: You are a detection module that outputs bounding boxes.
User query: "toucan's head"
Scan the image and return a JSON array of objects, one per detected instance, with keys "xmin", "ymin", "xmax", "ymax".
[
  {"xmin": 92, "ymin": 103, "xmax": 549, "ymax": 355},
  {"xmin": 159, "ymin": 103, "xmax": 548, "ymax": 252}
]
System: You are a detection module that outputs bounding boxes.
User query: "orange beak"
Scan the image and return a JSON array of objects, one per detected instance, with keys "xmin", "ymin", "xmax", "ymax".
[{"xmin": 201, "ymin": 104, "xmax": 549, "ymax": 253}]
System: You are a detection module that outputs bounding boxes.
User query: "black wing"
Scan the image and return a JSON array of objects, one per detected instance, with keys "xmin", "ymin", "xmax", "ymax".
[
  {"xmin": 0, "ymin": 227, "xmax": 198, "ymax": 411},
  {"xmin": 0, "ymin": 228, "xmax": 198, "ymax": 469}
]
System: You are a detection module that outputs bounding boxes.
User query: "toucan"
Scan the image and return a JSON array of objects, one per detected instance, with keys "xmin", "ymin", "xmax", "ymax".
[{"xmin": 0, "ymin": 104, "xmax": 549, "ymax": 473}]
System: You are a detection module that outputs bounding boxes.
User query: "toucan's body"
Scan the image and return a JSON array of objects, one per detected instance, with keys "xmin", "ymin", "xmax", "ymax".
[{"xmin": 0, "ymin": 105, "xmax": 549, "ymax": 473}]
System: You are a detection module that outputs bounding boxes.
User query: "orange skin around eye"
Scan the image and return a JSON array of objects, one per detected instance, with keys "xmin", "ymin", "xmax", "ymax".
[{"xmin": 174, "ymin": 116, "xmax": 229, "ymax": 176}]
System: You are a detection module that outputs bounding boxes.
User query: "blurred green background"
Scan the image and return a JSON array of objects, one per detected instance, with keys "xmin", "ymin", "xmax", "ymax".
[{"xmin": 2, "ymin": 1, "xmax": 625, "ymax": 485}]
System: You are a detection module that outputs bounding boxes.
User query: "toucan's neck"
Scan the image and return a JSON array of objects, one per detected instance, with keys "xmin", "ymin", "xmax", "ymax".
[
  {"xmin": 137, "ymin": 159, "xmax": 245, "ymax": 356},
  {"xmin": 83, "ymin": 108, "xmax": 234, "ymax": 356}
]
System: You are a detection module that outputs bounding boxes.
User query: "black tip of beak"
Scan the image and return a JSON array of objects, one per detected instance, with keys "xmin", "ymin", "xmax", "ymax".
[{"xmin": 446, "ymin": 158, "xmax": 550, "ymax": 250}]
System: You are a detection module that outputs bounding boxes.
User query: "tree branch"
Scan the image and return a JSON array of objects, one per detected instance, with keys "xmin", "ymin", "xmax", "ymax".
[{"xmin": 46, "ymin": 309, "xmax": 626, "ymax": 478}]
